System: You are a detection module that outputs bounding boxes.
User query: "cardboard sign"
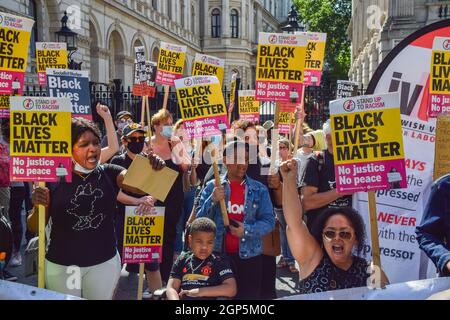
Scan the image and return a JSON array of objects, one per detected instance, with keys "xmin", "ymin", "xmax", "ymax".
[
  {"xmin": 155, "ymin": 42, "xmax": 186, "ymax": 86},
  {"xmin": 255, "ymin": 32, "xmax": 307, "ymax": 102},
  {"xmin": 229, "ymin": 73, "xmax": 237, "ymax": 113},
  {"xmin": 123, "ymin": 154, "xmax": 178, "ymax": 202},
  {"xmin": 330, "ymin": 92, "xmax": 407, "ymax": 192},
  {"xmin": 192, "ymin": 53, "xmax": 225, "ymax": 85},
  {"xmin": 175, "ymin": 75, "xmax": 229, "ymax": 138},
  {"xmin": 296, "ymin": 31, "xmax": 327, "ymax": 86},
  {"xmin": 238, "ymin": 90, "xmax": 260, "ymax": 123},
  {"xmin": 336, "ymin": 80, "xmax": 360, "ymax": 99},
  {"xmin": 46, "ymin": 68, "xmax": 92, "ymax": 120},
  {"xmin": 0, "ymin": 12, "xmax": 34, "ymax": 95},
  {"xmin": 36, "ymin": 42, "xmax": 68, "ymax": 85},
  {"xmin": 428, "ymin": 37, "xmax": 450, "ymax": 117},
  {"xmin": 122, "ymin": 206, "xmax": 165, "ymax": 264},
  {"xmin": 433, "ymin": 115, "xmax": 450, "ymax": 180},
  {"xmin": 9, "ymin": 96, "xmax": 72, "ymax": 182}
]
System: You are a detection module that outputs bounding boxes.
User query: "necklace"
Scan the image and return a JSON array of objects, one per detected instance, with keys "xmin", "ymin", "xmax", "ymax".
[
  {"xmin": 73, "ymin": 170, "xmax": 95, "ymax": 181},
  {"xmin": 189, "ymin": 257, "xmax": 206, "ymax": 274}
]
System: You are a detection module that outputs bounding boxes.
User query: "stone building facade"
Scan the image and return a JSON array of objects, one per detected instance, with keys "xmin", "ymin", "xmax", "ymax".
[
  {"xmin": 349, "ymin": 0, "xmax": 450, "ymax": 88},
  {"xmin": 1, "ymin": 0, "xmax": 292, "ymax": 89}
]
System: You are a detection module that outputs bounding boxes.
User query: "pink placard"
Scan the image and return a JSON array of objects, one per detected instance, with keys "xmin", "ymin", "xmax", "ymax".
[
  {"xmin": 0, "ymin": 71, "xmax": 25, "ymax": 95},
  {"xmin": 183, "ymin": 115, "xmax": 229, "ymax": 139},
  {"xmin": 335, "ymin": 159, "xmax": 407, "ymax": 193},
  {"xmin": 155, "ymin": 70, "xmax": 182, "ymax": 86},
  {"xmin": 255, "ymin": 81, "xmax": 304, "ymax": 103},
  {"xmin": 10, "ymin": 156, "xmax": 72, "ymax": 183},
  {"xmin": 239, "ymin": 113, "xmax": 260, "ymax": 123},
  {"xmin": 303, "ymin": 70, "xmax": 322, "ymax": 86},
  {"xmin": 428, "ymin": 93, "xmax": 450, "ymax": 116},
  {"xmin": 122, "ymin": 246, "xmax": 162, "ymax": 264}
]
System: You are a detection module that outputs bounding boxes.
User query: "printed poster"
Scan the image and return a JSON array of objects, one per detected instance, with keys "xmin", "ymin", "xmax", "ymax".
[
  {"xmin": 155, "ymin": 42, "xmax": 186, "ymax": 86},
  {"xmin": 36, "ymin": 42, "xmax": 68, "ymax": 85}
]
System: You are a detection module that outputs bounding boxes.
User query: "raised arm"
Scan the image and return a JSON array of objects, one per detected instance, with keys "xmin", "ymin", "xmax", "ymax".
[
  {"xmin": 280, "ymin": 159, "xmax": 321, "ymax": 268},
  {"xmin": 97, "ymin": 103, "xmax": 120, "ymax": 163}
]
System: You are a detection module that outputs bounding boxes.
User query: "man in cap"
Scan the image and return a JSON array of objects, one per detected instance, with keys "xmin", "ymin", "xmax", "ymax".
[{"xmin": 101, "ymin": 110, "xmax": 134, "ymax": 155}]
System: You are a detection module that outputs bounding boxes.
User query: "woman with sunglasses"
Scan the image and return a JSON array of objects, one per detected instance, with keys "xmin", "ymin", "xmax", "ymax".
[{"xmin": 280, "ymin": 159, "xmax": 389, "ymax": 294}]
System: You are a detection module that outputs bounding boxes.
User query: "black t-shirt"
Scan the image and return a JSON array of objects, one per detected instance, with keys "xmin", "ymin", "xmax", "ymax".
[
  {"xmin": 302, "ymin": 150, "xmax": 352, "ymax": 229},
  {"xmin": 46, "ymin": 164, "xmax": 124, "ymax": 267},
  {"xmin": 110, "ymin": 153, "xmax": 142, "ymax": 216},
  {"xmin": 170, "ymin": 251, "xmax": 234, "ymax": 300}
]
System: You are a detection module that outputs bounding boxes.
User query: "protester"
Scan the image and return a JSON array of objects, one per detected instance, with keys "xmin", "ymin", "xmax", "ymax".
[
  {"xmin": 166, "ymin": 217, "xmax": 236, "ymax": 300},
  {"xmin": 280, "ymin": 158, "xmax": 388, "ymax": 293},
  {"xmin": 301, "ymin": 119, "xmax": 353, "ymax": 229},
  {"xmin": 110, "ymin": 122, "xmax": 162, "ymax": 298},
  {"xmin": 275, "ymin": 139, "xmax": 298, "ymax": 273},
  {"xmin": 28, "ymin": 107, "xmax": 165, "ymax": 300},
  {"xmin": 100, "ymin": 109, "xmax": 133, "ymax": 156},
  {"xmin": 150, "ymin": 108, "xmax": 190, "ymax": 282},
  {"xmin": 232, "ymin": 119, "xmax": 280, "ymax": 300},
  {"xmin": 416, "ymin": 175, "xmax": 450, "ymax": 277},
  {"xmin": 197, "ymin": 140, "xmax": 275, "ymax": 299}
]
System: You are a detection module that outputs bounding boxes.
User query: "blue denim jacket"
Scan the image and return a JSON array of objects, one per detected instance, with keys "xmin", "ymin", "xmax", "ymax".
[
  {"xmin": 416, "ymin": 174, "xmax": 450, "ymax": 276},
  {"xmin": 197, "ymin": 174, "xmax": 275, "ymax": 259}
]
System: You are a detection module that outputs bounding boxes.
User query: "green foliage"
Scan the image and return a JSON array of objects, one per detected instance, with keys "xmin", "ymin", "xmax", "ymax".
[{"xmin": 293, "ymin": 0, "xmax": 352, "ymax": 84}]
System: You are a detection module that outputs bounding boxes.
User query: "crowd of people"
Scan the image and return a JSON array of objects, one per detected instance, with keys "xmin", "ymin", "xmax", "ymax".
[{"xmin": 0, "ymin": 102, "xmax": 449, "ymax": 300}]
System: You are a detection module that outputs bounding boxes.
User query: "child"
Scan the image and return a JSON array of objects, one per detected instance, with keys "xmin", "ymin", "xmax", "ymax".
[{"xmin": 166, "ymin": 217, "xmax": 237, "ymax": 300}]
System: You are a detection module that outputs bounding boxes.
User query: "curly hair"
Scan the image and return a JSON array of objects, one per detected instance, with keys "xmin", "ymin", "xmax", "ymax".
[
  {"xmin": 190, "ymin": 217, "xmax": 216, "ymax": 236},
  {"xmin": 71, "ymin": 117, "xmax": 101, "ymax": 147},
  {"xmin": 310, "ymin": 207, "xmax": 367, "ymax": 256}
]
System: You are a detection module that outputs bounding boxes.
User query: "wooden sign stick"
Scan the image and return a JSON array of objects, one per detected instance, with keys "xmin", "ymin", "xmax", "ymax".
[
  {"xmin": 145, "ymin": 96, "xmax": 152, "ymax": 138},
  {"xmin": 162, "ymin": 85, "xmax": 170, "ymax": 110},
  {"xmin": 211, "ymin": 145, "xmax": 229, "ymax": 226},
  {"xmin": 293, "ymin": 85, "xmax": 306, "ymax": 153},
  {"xmin": 368, "ymin": 191, "xmax": 382, "ymax": 273},
  {"xmin": 38, "ymin": 181, "xmax": 46, "ymax": 288}
]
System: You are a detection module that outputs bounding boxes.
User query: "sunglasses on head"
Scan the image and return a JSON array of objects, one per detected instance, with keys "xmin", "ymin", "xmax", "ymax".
[
  {"xmin": 127, "ymin": 136, "xmax": 145, "ymax": 143},
  {"xmin": 322, "ymin": 230, "xmax": 353, "ymax": 241}
]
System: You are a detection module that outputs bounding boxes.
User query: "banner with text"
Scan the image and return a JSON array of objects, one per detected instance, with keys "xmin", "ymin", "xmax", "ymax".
[
  {"xmin": 428, "ymin": 37, "xmax": 450, "ymax": 117},
  {"xmin": 238, "ymin": 90, "xmax": 260, "ymax": 123},
  {"xmin": 255, "ymin": 32, "xmax": 307, "ymax": 102},
  {"xmin": 46, "ymin": 68, "xmax": 91, "ymax": 120},
  {"xmin": 36, "ymin": 42, "xmax": 67, "ymax": 86},
  {"xmin": 122, "ymin": 206, "xmax": 165, "ymax": 264},
  {"xmin": 0, "ymin": 95, "xmax": 9, "ymax": 118},
  {"xmin": 336, "ymin": 80, "xmax": 360, "ymax": 99},
  {"xmin": 10, "ymin": 96, "xmax": 72, "ymax": 182},
  {"xmin": 296, "ymin": 31, "xmax": 327, "ymax": 86},
  {"xmin": 330, "ymin": 92, "xmax": 407, "ymax": 193},
  {"xmin": 175, "ymin": 76, "xmax": 229, "ymax": 138},
  {"xmin": 0, "ymin": 12, "xmax": 34, "ymax": 95},
  {"xmin": 275, "ymin": 102, "xmax": 296, "ymax": 134},
  {"xmin": 156, "ymin": 42, "xmax": 186, "ymax": 86},
  {"xmin": 192, "ymin": 53, "xmax": 225, "ymax": 85}
]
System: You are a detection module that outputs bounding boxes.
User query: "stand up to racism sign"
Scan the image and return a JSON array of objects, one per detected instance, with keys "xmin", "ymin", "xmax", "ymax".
[
  {"xmin": 255, "ymin": 32, "xmax": 307, "ymax": 102},
  {"xmin": 0, "ymin": 12, "xmax": 34, "ymax": 95},
  {"xmin": 330, "ymin": 92, "xmax": 407, "ymax": 193}
]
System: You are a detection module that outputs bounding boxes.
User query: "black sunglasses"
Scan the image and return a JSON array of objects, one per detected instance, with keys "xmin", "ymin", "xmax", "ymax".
[
  {"xmin": 126, "ymin": 136, "xmax": 145, "ymax": 143},
  {"xmin": 322, "ymin": 230, "xmax": 353, "ymax": 241}
]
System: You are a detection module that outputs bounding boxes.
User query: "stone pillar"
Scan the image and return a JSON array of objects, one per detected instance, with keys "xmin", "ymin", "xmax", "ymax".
[
  {"xmin": 242, "ymin": 0, "xmax": 247, "ymax": 39},
  {"xmin": 223, "ymin": 0, "xmax": 230, "ymax": 38}
]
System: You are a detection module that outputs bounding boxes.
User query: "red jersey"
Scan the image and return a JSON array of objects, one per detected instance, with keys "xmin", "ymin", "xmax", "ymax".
[{"xmin": 225, "ymin": 181, "xmax": 245, "ymax": 254}]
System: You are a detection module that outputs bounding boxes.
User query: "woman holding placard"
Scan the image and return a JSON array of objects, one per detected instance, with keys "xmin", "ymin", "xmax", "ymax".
[
  {"xmin": 280, "ymin": 158, "xmax": 389, "ymax": 293},
  {"xmin": 28, "ymin": 105, "xmax": 165, "ymax": 299}
]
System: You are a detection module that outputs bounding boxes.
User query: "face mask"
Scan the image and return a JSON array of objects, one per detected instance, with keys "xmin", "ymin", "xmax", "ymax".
[
  {"xmin": 161, "ymin": 126, "xmax": 173, "ymax": 138},
  {"xmin": 117, "ymin": 121, "xmax": 128, "ymax": 134},
  {"xmin": 73, "ymin": 159, "xmax": 98, "ymax": 174},
  {"xmin": 127, "ymin": 140, "xmax": 145, "ymax": 154}
]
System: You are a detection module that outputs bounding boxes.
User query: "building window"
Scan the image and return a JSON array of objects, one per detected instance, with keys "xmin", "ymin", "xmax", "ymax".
[
  {"xmin": 231, "ymin": 9, "xmax": 239, "ymax": 38},
  {"xmin": 180, "ymin": 0, "xmax": 185, "ymax": 27},
  {"xmin": 29, "ymin": 0, "xmax": 38, "ymax": 58},
  {"xmin": 211, "ymin": 9, "xmax": 221, "ymax": 38},
  {"xmin": 152, "ymin": 0, "xmax": 157, "ymax": 10}
]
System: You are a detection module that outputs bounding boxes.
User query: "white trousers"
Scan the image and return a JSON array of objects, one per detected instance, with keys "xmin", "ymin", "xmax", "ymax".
[{"xmin": 45, "ymin": 252, "xmax": 121, "ymax": 300}]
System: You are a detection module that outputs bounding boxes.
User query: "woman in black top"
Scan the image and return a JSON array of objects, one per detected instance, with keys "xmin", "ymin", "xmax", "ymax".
[
  {"xmin": 280, "ymin": 159, "xmax": 389, "ymax": 294},
  {"xmin": 150, "ymin": 109, "xmax": 190, "ymax": 282},
  {"xmin": 30, "ymin": 115, "xmax": 164, "ymax": 299}
]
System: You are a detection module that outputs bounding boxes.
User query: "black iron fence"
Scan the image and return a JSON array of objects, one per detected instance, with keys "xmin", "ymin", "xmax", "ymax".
[{"xmin": 22, "ymin": 83, "xmax": 365, "ymax": 132}]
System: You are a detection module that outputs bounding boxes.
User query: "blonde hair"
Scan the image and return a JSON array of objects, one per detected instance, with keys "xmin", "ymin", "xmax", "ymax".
[
  {"xmin": 174, "ymin": 119, "xmax": 184, "ymax": 131},
  {"xmin": 151, "ymin": 108, "xmax": 172, "ymax": 126}
]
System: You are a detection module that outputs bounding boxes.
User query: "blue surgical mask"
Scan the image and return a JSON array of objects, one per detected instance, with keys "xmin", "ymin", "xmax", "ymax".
[{"xmin": 161, "ymin": 126, "xmax": 173, "ymax": 138}]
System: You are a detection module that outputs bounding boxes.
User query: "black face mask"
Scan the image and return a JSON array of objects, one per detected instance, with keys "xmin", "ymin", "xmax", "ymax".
[{"xmin": 127, "ymin": 141, "xmax": 145, "ymax": 154}]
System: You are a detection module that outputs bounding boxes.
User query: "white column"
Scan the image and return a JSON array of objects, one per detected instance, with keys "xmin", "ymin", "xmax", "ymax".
[
  {"xmin": 249, "ymin": 1, "xmax": 254, "ymax": 42},
  {"xmin": 186, "ymin": 1, "xmax": 191, "ymax": 31},
  {"xmin": 242, "ymin": 0, "xmax": 247, "ymax": 39},
  {"xmin": 222, "ymin": 0, "xmax": 230, "ymax": 37}
]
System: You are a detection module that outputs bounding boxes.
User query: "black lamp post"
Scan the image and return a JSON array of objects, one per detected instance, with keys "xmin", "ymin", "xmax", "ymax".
[
  {"xmin": 55, "ymin": 11, "xmax": 81, "ymax": 70},
  {"xmin": 281, "ymin": 5, "xmax": 306, "ymax": 34}
]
